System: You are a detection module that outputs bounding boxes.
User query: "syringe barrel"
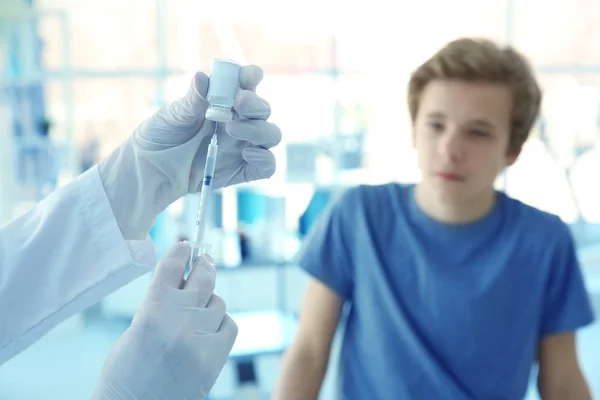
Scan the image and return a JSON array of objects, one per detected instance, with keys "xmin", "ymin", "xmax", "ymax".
[
  {"xmin": 193, "ymin": 187, "xmax": 211, "ymax": 247},
  {"xmin": 204, "ymin": 153, "xmax": 217, "ymax": 183},
  {"xmin": 190, "ymin": 246, "xmax": 201, "ymax": 266}
]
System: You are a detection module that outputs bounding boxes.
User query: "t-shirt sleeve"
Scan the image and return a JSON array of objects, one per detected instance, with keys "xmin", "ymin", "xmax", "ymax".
[
  {"xmin": 540, "ymin": 219, "xmax": 595, "ymax": 337},
  {"xmin": 296, "ymin": 187, "xmax": 358, "ymax": 301}
]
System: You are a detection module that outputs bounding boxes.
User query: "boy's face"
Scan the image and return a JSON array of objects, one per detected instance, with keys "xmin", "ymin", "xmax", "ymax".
[{"xmin": 412, "ymin": 79, "xmax": 519, "ymax": 204}]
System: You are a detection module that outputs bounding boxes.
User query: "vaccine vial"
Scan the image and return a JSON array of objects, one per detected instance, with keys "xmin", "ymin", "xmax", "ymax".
[{"xmin": 205, "ymin": 58, "xmax": 242, "ymax": 123}]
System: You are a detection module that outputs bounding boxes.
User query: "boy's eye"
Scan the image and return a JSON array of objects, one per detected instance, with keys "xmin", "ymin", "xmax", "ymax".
[
  {"xmin": 469, "ymin": 129, "xmax": 490, "ymax": 137},
  {"xmin": 428, "ymin": 122, "xmax": 444, "ymax": 131}
]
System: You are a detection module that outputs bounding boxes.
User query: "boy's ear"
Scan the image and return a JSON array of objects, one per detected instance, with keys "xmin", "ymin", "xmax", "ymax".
[{"xmin": 506, "ymin": 146, "xmax": 521, "ymax": 166}]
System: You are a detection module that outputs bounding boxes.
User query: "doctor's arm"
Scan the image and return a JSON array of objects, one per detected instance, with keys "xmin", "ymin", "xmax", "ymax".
[
  {"xmin": 0, "ymin": 65, "xmax": 278, "ymax": 367},
  {"xmin": 0, "ymin": 166, "xmax": 156, "ymax": 365},
  {"xmin": 537, "ymin": 332, "xmax": 591, "ymax": 400}
]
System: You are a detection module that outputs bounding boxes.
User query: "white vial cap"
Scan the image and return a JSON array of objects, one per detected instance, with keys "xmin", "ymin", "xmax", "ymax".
[
  {"xmin": 206, "ymin": 107, "xmax": 233, "ymax": 123},
  {"xmin": 205, "ymin": 106, "xmax": 233, "ymax": 123}
]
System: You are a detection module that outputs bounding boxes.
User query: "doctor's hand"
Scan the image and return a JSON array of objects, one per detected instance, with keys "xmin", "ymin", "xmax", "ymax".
[
  {"xmin": 98, "ymin": 65, "xmax": 282, "ymax": 239},
  {"xmin": 90, "ymin": 242, "xmax": 237, "ymax": 400}
]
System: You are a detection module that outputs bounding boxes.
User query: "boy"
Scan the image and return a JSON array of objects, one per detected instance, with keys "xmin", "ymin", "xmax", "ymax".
[{"xmin": 273, "ymin": 38, "xmax": 595, "ymax": 399}]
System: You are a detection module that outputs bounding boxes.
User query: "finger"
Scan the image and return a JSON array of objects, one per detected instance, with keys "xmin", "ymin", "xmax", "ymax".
[
  {"xmin": 183, "ymin": 254, "xmax": 216, "ymax": 308},
  {"xmin": 242, "ymin": 147, "xmax": 276, "ymax": 181},
  {"xmin": 239, "ymin": 65, "xmax": 264, "ymax": 91},
  {"xmin": 234, "ymin": 90, "xmax": 271, "ymax": 120},
  {"xmin": 190, "ymin": 294, "xmax": 227, "ymax": 334},
  {"xmin": 151, "ymin": 242, "xmax": 191, "ymax": 289},
  {"xmin": 215, "ymin": 314, "xmax": 239, "ymax": 347},
  {"xmin": 188, "ymin": 313, "xmax": 237, "ymax": 392},
  {"xmin": 172, "ymin": 72, "xmax": 210, "ymax": 123},
  {"xmin": 192, "ymin": 71, "xmax": 209, "ymax": 97},
  {"xmin": 219, "ymin": 314, "xmax": 239, "ymax": 339},
  {"xmin": 226, "ymin": 119, "xmax": 282, "ymax": 148}
]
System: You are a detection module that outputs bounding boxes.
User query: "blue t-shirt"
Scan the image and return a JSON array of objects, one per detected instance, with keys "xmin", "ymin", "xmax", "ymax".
[{"xmin": 298, "ymin": 183, "xmax": 595, "ymax": 400}]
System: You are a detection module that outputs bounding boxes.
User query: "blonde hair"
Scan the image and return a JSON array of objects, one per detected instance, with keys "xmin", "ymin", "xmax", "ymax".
[{"xmin": 408, "ymin": 38, "xmax": 542, "ymax": 152}]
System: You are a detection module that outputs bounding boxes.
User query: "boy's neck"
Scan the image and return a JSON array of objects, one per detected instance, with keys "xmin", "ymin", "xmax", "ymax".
[{"xmin": 414, "ymin": 183, "xmax": 496, "ymax": 225}]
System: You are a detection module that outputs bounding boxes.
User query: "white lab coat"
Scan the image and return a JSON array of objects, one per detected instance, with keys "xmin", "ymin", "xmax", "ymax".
[{"xmin": 0, "ymin": 166, "xmax": 156, "ymax": 364}]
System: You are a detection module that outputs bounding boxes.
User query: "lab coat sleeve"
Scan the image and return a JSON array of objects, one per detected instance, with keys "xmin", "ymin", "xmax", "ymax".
[{"xmin": 0, "ymin": 165, "xmax": 157, "ymax": 364}]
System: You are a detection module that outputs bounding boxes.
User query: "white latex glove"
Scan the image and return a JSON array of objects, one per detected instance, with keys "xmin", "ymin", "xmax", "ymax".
[
  {"xmin": 90, "ymin": 242, "xmax": 237, "ymax": 400},
  {"xmin": 98, "ymin": 65, "xmax": 281, "ymax": 239}
]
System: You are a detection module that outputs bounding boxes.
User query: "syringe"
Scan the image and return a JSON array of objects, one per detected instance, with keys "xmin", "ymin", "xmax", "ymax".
[
  {"xmin": 190, "ymin": 125, "xmax": 219, "ymax": 266},
  {"xmin": 187, "ymin": 58, "xmax": 240, "ymax": 273}
]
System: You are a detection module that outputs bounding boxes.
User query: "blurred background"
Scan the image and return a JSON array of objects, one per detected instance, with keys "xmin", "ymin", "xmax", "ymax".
[{"xmin": 1, "ymin": 0, "xmax": 599, "ymax": 398}]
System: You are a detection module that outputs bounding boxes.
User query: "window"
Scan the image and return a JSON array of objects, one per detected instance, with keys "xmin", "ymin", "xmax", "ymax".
[
  {"xmin": 514, "ymin": 0, "xmax": 600, "ymax": 66},
  {"xmin": 39, "ymin": 1, "xmax": 158, "ymax": 69},
  {"xmin": 505, "ymin": 74, "xmax": 600, "ymax": 223}
]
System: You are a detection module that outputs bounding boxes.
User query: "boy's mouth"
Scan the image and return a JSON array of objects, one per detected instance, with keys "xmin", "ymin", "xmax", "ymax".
[{"xmin": 436, "ymin": 172, "xmax": 465, "ymax": 182}]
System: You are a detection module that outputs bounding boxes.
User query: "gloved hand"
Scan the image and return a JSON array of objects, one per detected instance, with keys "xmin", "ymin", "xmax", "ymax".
[
  {"xmin": 98, "ymin": 65, "xmax": 282, "ymax": 239},
  {"xmin": 90, "ymin": 242, "xmax": 237, "ymax": 400}
]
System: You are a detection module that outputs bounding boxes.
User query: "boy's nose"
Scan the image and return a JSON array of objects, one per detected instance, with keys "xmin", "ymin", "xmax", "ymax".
[{"xmin": 438, "ymin": 131, "xmax": 466, "ymax": 162}]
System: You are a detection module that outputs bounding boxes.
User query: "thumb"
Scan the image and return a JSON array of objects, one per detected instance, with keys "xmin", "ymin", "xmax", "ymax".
[
  {"xmin": 183, "ymin": 254, "xmax": 216, "ymax": 307},
  {"xmin": 150, "ymin": 242, "xmax": 191, "ymax": 289},
  {"xmin": 139, "ymin": 72, "xmax": 211, "ymax": 149},
  {"xmin": 174, "ymin": 72, "xmax": 210, "ymax": 124}
]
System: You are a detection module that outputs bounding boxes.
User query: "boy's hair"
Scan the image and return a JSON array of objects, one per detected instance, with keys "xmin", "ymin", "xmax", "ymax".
[{"xmin": 408, "ymin": 38, "xmax": 542, "ymax": 152}]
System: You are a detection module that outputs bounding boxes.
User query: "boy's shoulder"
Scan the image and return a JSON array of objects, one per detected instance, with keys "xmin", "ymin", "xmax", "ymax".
[
  {"xmin": 501, "ymin": 193, "xmax": 573, "ymax": 244},
  {"xmin": 338, "ymin": 185, "xmax": 573, "ymax": 242},
  {"xmin": 336, "ymin": 183, "xmax": 410, "ymax": 215},
  {"xmin": 342, "ymin": 182, "xmax": 410, "ymax": 202}
]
